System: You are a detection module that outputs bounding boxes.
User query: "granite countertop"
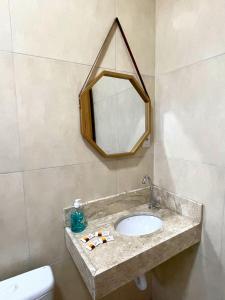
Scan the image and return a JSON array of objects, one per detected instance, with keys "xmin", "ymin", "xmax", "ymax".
[
  {"xmin": 65, "ymin": 188, "xmax": 202, "ymax": 299},
  {"xmin": 66, "ymin": 204, "xmax": 199, "ymax": 275}
]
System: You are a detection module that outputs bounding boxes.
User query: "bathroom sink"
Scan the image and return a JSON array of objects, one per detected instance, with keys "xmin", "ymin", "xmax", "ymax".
[{"xmin": 115, "ymin": 213, "xmax": 163, "ymax": 236}]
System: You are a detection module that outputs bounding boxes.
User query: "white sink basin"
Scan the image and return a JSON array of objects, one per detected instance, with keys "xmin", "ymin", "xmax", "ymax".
[{"xmin": 115, "ymin": 214, "xmax": 163, "ymax": 236}]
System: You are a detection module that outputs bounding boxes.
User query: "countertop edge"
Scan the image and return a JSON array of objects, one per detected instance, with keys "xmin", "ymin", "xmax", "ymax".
[
  {"xmin": 65, "ymin": 230, "xmax": 97, "ymax": 298},
  {"xmin": 94, "ymin": 222, "xmax": 202, "ymax": 299}
]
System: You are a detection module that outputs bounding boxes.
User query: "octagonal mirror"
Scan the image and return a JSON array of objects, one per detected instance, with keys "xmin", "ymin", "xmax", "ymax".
[{"xmin": 80, "ymin": 70, "xmax": 151, "ymax": 158}]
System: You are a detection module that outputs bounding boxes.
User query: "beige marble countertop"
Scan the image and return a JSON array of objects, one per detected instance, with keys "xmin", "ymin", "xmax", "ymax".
[{"xmin": 65, "ymin": 191, "xmax": 202, "ymax": 300}]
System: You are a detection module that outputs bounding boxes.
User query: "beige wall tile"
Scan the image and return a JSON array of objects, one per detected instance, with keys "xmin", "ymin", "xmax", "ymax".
[
  {"xmin": 116, "ymin": 0, "xmax": 155, "ymax": 76},
  {"xmin": 14, "ymin": 54, "xmax": 102, "ymax": 170},
  {"xmin": 23, "ymin": 162, "xmax": 117, "ymax": 267},
  {"xmin": 155, "ymin": 54, "xmax": 225, "ymax": 167},
  {"xmin": 154, "ymin": 147, "xmax": 225, "ymax": 264},
  {"xmin": 154, "ymin": 0, "xmax": 225, "ymax": 299},
  {"xmin": 220, "ymin": 206, "xmax": 225, "ymax": 294},
  {"xmin": 117, "ymin": 149, "xmax": 154, "ymax": 193},
  {"xmin": 0, "ymin": 173, "xmax": 29, "ymax": 280},
  {"xmin": 0, "ymin": 53, "xmax": 21, "ymax": 173},
  {"xmin": 52, "ymin": 256, "xmax": 92, "ymax": 300},
  {"xmin": 0, "ymin": 0, "xmax": 11, "ymax": 51},
  {"xmin": 76, "ymin": 161, "xmax": 118, "ymax": 201},
  {"xmin": 102, "ymin": 271, "xmax": 152, "ymax": 300},
  {"xmin": 156, "ymin": 0, "xmax": 225, "ymax": 73},
  {"xmin": 152, "ymin": 246, "xmax": 223, "ymax": 300},
  {"xmin": 10, "ymin": 0, "xmax": 116, "ymax": 68}
]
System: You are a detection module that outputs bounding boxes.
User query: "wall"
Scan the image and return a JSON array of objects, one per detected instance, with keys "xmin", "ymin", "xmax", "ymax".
[
  {"xmin": 0, "ymin": 0, "xmax": 155, "ymax": 299},
  {"xmin": 153, "ymin": 0, "xmax": 225, "ymax": 299}
]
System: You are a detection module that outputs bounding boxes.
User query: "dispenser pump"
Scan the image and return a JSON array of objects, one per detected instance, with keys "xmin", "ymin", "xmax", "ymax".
[{"xmin": 74, "ymin": 198, "xmax": 81, "ymax": 209}]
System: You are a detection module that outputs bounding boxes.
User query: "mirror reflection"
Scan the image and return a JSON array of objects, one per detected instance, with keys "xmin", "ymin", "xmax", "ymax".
[{"xmin": 91, "ymin": 76, "xmax": 146, "ymax": 154}]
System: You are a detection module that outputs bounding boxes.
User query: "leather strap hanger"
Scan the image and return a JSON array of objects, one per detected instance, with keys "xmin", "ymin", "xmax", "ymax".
[{"xmin": 79, "ymin": 17, "xmax": 149, "ymax": 98}]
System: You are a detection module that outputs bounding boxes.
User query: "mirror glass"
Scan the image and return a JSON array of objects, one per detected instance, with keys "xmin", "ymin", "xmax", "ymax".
[{"xmin": 91, "ymin": 76, "xmax": 146, "ymax": 154}]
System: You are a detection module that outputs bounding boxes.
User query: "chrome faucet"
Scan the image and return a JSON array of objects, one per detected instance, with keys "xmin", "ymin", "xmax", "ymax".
[
  {"xmin": 142, "ymin": 175, "xmax": 158, "ymax": 209},
  {"xmin": 142, "ymin": 175, "xmax": 153, "ymax": 189}
]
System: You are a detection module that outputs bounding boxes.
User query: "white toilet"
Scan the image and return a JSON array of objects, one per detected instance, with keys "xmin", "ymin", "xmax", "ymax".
[{"xmin": 0, "ymin": 266, "xmax": 54, "ymax": 300}]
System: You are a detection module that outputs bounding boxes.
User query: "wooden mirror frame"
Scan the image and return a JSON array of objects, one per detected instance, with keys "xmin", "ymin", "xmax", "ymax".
[{"xmin": 79, "ymin": 70, "xmax": 151, "ymax": 158}]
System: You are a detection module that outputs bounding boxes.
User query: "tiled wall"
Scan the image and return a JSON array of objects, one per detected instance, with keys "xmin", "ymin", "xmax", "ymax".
[
  {"xmin": 153, "ymin": 0, "xmax": 225, "ymax": 299},
  {"xmin": 0, "ymin": 0, "xmax": 155, "ymax": 299}
]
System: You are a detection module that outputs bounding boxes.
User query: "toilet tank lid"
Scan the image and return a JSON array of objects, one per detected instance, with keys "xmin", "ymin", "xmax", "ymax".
[{"xmin": 0, "ymin": 266, "xmax": 54, "ymax": 300}]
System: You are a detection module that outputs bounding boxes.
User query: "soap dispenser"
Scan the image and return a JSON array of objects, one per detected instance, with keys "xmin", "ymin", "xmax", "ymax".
[{"xmin": 70, "ymin": 199, "xmax": 87, "ymax": 233}]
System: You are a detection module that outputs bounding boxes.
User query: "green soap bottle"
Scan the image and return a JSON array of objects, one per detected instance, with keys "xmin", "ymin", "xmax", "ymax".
[{"xmin": 70, "ymin": 199, "xmax": 87, "ymax": 233}]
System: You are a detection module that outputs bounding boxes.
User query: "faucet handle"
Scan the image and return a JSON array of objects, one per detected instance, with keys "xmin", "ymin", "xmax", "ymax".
[
  {"xmin": 142, "ymin": 175, "xmax": 154, "ymax": 192},
  {"xmin": 142, "ymin": 175, "xmax": 152, "ymax": 185}
]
